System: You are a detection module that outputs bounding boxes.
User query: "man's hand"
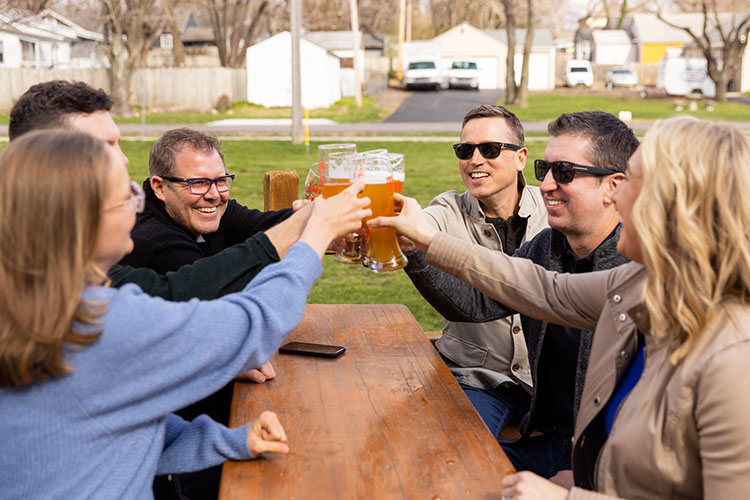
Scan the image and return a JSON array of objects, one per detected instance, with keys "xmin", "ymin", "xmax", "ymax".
[
  {"xmin": 247, "ymin": 411, "xmax": 289, "ymax": 456},
  {"xmin": 368, "ymin": 194, "xmax": 437, "ymax": 252},
  {"xmin": 500, "ymin": 471, "xmax": 568, "ymax": 500},
  {"xmin": 292, "ymin": 199, "xmax": 311, "ymax": 212},
  {"xmin": 235, "ymin": 361, "xmax": 276, "ymax": 383}
]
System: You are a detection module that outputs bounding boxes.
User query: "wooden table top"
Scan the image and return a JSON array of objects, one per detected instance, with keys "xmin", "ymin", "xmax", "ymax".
[{"xmin": 220, "ymin": 304, "xmax": 515, "ymax": 499}]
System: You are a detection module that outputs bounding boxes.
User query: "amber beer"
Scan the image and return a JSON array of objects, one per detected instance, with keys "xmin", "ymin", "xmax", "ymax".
[
  {"xmin": 320, "ymin": 179, "xmax": 351, "ymax": 198},
  {"xmin": 361, "ymin": 181, "xmax": 407, "ymax": 271}
]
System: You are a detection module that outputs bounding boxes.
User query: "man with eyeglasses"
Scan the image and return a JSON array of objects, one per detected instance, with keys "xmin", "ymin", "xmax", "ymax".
[
  {"xmin": 403, "ymin": 104, "xmax": 548, "ymax": 441},
  {"xmin": 404, "ymin": 110, "xmax": 638, "ymax": 482},
  {"xmin": 120, "ymin": 128, "xmax": 293, "ymax": 274}
]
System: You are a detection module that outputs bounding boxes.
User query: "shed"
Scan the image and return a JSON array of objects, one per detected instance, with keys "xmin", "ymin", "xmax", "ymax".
[
  {"xmin": 486, "ymin": 28, "xmax": 557, "ymax": 90},
  {"xmin": 245, "ymin": 31, "xmax": 341, "ymax": 108},
  {"xmin": 590, "ymin": 30, "xmax": 636, "ymax": 65},
  {"xmin": 433, "ymin": 22, "xmax": 506, "ymax": 89}
]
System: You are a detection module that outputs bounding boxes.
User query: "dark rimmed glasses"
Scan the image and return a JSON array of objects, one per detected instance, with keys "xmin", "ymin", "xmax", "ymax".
[
  {"xmin": 534, "ymin": 159, "xmax": 614, "ymax": 184},
  {"xmin": 162, "ymin": 174, "xmax": 235, "ymax": 195},
  {"xmin": 453, "ymin": 142, "xmax": 522, "ymax": 160},
  {"xmin": 107, "ymin": 181, "xmax": 145, "ymax": 213}
]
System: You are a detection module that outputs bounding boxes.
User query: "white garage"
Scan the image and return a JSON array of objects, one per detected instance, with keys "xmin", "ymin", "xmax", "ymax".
[{"xmin": 246, "ymin": 31, "xmax": 341, "ymax": 108}]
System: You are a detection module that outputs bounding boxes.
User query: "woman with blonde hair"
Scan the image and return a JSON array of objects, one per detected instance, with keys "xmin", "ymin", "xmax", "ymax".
[
  {"xmin": 372, "ymin": 116, "xmax": 750, "ymax": 498},
  {"xmin": 0, "ymin": 130, "xmax": 371, "ymax": 499}
]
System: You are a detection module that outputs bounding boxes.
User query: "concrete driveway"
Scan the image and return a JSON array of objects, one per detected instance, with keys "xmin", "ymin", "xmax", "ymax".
[{"xmin": 384, "ymin": 89, "xmax": 504, "ymax": 123}]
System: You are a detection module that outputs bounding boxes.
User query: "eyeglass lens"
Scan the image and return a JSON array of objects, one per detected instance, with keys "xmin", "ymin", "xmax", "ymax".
[
  {"xmin": 189, "ymin": 176, "xmax": 234, "ymax": 195},
  {"xmin": 534, "ymin": 160, "xmax": 576, "ymax": 184},
  {"xmin": 454, "ymin": 143, "xmax": 503, "ymax": 160}
]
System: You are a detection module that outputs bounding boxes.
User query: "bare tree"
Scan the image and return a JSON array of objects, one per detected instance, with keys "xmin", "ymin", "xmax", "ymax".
[
  {"xmin": 163, "ymin": 0, "xmax": 186, "ymax": 66},
  {"xmin": 656, "ymin": 0, "xmax": 750, "ymax": 101},
  {"xmin": 517, "ymin": 0, "xmax": 535, "ymax": 107},
  {"xmin": 204, "ymin": 0, "xmax": 270, "ymax": 68},
  {"xmin": 100, "ymin": 0, "xmax": 166, "ymax": 115},
  {"xmin": 2, "ymin": 0, "xmax": 52, "ymax": 12},
  {"xmin": 500, "ymin": 0, "xmax": 518, "ymax": 104}
]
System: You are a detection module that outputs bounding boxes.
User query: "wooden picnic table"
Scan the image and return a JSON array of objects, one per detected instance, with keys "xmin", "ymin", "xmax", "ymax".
[{"xmin": 220, "ymin": 303, "xmax": 515, "ymax": 499}]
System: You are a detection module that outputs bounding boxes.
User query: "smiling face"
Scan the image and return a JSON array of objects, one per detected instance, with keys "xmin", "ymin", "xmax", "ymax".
[
  {"xmin": 612, "ymin": 146, "xmax": 644, "ymax": 263},
  {"xmin": 541, "ymin": 133, "xmax": 623, "ymax": 255},
  {"xmin": 152, "ymin": 145, "xmax": 229, "ymax": 237},
  {"xmin": 94, "ymin": 148, "xmax": 136, "ymax": 271},
  {"xmin": 458, "ymin": 117, "xmax": 527, "ymax": 217}
]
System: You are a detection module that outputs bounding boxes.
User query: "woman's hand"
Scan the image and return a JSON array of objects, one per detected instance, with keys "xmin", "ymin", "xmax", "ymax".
[
  {"xmin": 299, "ymin": 181, "xmax": 371, "ymax": 257},
  {"xmin": 247, "ymin": 411, "xmax": 289, "ymax": 456},
  {"xmin": 501, "ymin": 471, "xmax": 569, "ymax": 500},
  {"xmin": 235, "ymin": 361, "xmax": 276, "ymax": 383},
  {"xmin": 368, "ymin": 194, "xmax": 437, "ymax": 252}
]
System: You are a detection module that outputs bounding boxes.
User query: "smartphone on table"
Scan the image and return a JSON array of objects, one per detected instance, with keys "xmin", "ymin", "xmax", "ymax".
[{"xmin": 278, "ymin": 341, "xmax": 346, "ymax": 358}]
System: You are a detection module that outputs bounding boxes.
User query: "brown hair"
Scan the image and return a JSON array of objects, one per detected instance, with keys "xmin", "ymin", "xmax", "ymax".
[
  {"xmin": 461, "ymin": 104, "xmax": 525, "ymax": 147},
  {"xmin": 0, "ymin": 131, "xmax": 111, "ymax": 387},
  {"xmin": 8, "ymin": 80, "xmax": 114, "ymax": 141},
  {"xmin": 149, "ymin": 128, "xmax": 225, "ymax": 178}
]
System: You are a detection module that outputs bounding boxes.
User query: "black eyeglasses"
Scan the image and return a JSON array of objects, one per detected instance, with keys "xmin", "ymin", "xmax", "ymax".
[
  {"xmin": 453, "ymin": 142, "xmax": 522, "ymax": 160},
  {"xmin": 534, "ymin": 160, "xmax": 614, "ymax": 184},
  {"xmin": 161, "ymin": 174, "xmax": 235, "ymax": 195}
]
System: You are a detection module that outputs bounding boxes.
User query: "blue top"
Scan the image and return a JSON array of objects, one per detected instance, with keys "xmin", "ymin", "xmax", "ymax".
[
  {"xmin": 0, "ymin": 243, "xmax": 321, "ymax": 500},
  {"xmin": 604, "ymin": 334, "xmax": 645, "ymax": 434}
]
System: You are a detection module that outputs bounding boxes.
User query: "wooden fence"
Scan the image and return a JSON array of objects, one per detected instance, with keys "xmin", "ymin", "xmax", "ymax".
[{"xmin": 0, "ymin": 67, "xmax": 247, "ymax": 112}]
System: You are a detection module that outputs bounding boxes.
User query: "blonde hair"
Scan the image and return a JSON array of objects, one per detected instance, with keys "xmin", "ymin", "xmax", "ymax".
[
  {"xmin": 633, "ymin": 116, "xmax": 750, "ymax": 362},
  {"xmin": 0, "ymin": 131, "xmax": 112, "ymax": 387}
]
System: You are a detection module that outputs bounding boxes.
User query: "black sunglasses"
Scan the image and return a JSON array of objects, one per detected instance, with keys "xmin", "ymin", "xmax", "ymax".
[
  {"xmin": 534, "ymin": 160, "xmax": 614, "ymax": 184},
  {"xmin": 453, "ymin": 142, "xmax": 522, "ymax": 160}
]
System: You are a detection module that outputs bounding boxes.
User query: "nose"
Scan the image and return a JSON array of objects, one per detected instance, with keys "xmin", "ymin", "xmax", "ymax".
[
  {"xmin": 539, "ymin": 169, "xmax": 558, "ymax": 193},
  {"xmin": 203, "ymin": 181, "xmax": 221, "ymax": 200},
  {"xmin": 470, "ymin": 145, "xmax": 485, "ymax": 164},
  {"xmin": 116, "ymin": 144, "xmax": 129, "ymax": 167}
]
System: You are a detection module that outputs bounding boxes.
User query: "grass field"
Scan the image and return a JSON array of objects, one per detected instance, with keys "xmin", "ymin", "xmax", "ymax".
[{"xmin": 122, "ymin": 139, "xmax": 548, "ymax": 332}]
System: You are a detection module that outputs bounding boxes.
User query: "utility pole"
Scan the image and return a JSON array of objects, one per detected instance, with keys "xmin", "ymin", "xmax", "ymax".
[
  {"xmin": 396, "ymin": 0, "xmax": 406, "ymax": 81},
  {"xmin": 349, "ymin": 0, "xmax": 363, "ymax": 107},
  {"xmin": 291, "ymin": 0, "xmax": 303, "ymax": 144},
  {"xmin": 406, "ymin": 0, "xmax": 412, "ymax": 42}
]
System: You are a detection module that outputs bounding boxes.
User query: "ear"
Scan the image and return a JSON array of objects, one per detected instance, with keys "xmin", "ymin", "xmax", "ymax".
[
  {"xmin": 150, "ymin": 176, "xmax": 167, "ymax": 202},
  {"xmin": 602, "ymin": 172, "xmax": 625, "ymax": 205},
  {"xmin": 516, "ymin": 147, "xmax": 528, "ymax": 172}
]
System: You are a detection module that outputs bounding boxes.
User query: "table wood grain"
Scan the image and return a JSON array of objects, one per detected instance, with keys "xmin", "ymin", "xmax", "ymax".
[{"xmin": 220, "ymin": 304, "xmax": 515, "ymax": 499}]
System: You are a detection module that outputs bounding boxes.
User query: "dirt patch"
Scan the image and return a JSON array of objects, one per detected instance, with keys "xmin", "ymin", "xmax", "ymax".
[{"xmin": 373, "ymin": 83, "xmax": 412, "ymax": 116}]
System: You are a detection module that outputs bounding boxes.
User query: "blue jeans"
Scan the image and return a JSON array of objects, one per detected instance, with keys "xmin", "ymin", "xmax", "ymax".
[
  {"xmin": 502, "ymin": 431, "xmax": 572, "ymax": 478},
  {"xmin": 460, "ymin": 383, "xmax": 528, "ymax": 438}
]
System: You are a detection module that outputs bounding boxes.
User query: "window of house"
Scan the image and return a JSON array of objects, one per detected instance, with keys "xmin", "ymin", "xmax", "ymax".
[
  {"xmin": 0, "ymin": 40, "xmax": 4, "ymax": 63},
  {"xmin": 21, "ymin": 40, "xmax": 35, "ymax": 62},
  {"xmin": 160, "ymin": 33, "xmax": 173, "ymax": 50}
]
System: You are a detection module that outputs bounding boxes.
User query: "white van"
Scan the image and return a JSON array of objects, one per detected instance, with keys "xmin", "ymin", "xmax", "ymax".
[
  {"xmin": 566, "ymin": 59, "xmax": 594, "ymax": 87},
  {"xmin": 657, "ymin": 57, "xmax": 716, "ymax": 98}
]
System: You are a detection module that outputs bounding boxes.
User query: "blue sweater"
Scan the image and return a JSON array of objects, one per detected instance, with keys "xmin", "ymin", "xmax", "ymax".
[{"xmin": 0, "ymin": 243, "xmax": 321, "ymax": 500}]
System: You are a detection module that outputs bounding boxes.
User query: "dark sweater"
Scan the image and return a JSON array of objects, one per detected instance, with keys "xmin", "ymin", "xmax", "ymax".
[
  {"xmin": 404, "ymin": 226, "xmax": 629, "ymax": 440},
  {"xmin": 119, "ymin": 181, "xmax": 292, "ymax": 274}
]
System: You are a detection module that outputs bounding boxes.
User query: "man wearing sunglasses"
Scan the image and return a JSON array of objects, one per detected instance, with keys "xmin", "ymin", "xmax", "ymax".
[
  {"xmin": 404, "ymin": 104, "xmax": 549, "ymax": 438},
  {"xmin": 120, "ymin": 128, "xmax": 293, "ymax": 274},
  {"xmin": 404, "ymin": 110, "xmax": 638, "ymax": 482}
]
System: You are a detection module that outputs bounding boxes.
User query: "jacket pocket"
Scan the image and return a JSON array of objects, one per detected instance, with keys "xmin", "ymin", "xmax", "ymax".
[{"xmin": 437, "ymin": 333, "xmax": 488, "ymax": 368}]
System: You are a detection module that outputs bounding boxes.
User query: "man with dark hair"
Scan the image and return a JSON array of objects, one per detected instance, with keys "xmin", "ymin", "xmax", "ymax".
[
  {"xmin": 404, "ymin": 104, "xmax": 548, "ymax": 438},
  {"xmin": 405, "ymin": 110, "xmax": 639, "ymax": 480}
]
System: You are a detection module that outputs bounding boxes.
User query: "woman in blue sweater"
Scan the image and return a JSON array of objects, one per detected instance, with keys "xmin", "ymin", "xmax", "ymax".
[{"xmin": 0, "ymin": 130, "xmax": 371, "ymax": 499}]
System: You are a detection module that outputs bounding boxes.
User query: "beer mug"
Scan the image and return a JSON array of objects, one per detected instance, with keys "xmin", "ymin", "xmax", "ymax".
[
  {"xmin": 320, "ymin": 152, "xmax": 362, "ymax": 264},
  {"xmin": 303, "ymin": 162, "xmax": 322, "ymax": 200},
  {"xmin": 389, "ymin": 153, "xmax": 405, "ymax": 194},
  {"xmin": 318, "ymin": 143, "xmax": 356, "ymax": 183},
  {"xmin": 355, "ymin": 155, "xmax": 408, "ymax": 273}
]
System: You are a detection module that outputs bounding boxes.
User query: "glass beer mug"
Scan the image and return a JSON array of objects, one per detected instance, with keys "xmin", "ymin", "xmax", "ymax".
[
  {"xmin": 355, "ymin": 155, "xmax": 408, "ymax": 273},
  {"xmin": 320, "ymin": 151, "xmax": 362, "ymax": 264}
]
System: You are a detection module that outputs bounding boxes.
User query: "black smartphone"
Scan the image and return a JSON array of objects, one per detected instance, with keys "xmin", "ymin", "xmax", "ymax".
[{"xmin": 279, "ymin": 341, "xmax": 346, "ymax": 358}]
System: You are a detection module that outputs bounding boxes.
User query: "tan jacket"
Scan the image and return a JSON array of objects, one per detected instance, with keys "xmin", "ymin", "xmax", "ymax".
[
  {"xmin": 422, "ymin": 180, "xmax": 548, "ymax": 390},
  {"xmin": 427, "ymin": 233, "xmax": 750, "ymax": 499}
]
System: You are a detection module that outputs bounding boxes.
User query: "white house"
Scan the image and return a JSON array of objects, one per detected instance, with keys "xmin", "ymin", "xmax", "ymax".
[
  {"xmin": 590, "ymin": 30, "xmax": 636, "ymax": 65},
  {"xmin": 433, "ymin": 22, "xmax": 506, "ymax": 89},
  {"xmin": 245, "ymin": 31, "xmax": 341, "ymax": 108},
  {"xmin": 0, "ymin": 8, "xmax": 102, "ymax": 69},
  {"xmin": 486, "ymin": 27, "xmax": 557, "ymax": 90}
]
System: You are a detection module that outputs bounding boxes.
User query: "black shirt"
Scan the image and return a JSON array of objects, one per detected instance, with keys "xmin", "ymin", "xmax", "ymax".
[{"xmin": 485, "ymin": 213, "xmax": 529, "ymax": 256}]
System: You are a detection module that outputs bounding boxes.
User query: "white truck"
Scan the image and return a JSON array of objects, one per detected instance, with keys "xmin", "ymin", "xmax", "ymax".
[
  {"xmin": 657, "ymin": 57, "xmax": 716, "ymax": 98},
  {"xmin": 402, "ymin": 40, "xmax": 444, "ymax": 91}
]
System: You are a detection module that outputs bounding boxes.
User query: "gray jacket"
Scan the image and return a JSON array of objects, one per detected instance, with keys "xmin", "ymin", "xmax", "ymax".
[{"xmin": 405, "ymin": 179, "xmax": 548, "ymax": 391}]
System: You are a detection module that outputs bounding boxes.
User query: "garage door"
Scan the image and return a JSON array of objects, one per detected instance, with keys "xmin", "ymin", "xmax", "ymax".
[
  {"xmin": 514, "ymin": 52, "xmax": 551, "ymax": 90},
  {"xmin": 474, "ymin": 57, "xmax": 499, "ymax": 89}
]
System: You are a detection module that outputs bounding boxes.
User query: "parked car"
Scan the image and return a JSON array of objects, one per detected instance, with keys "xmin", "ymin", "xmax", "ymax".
[
  {"xmin": 403, "ymin": 61, "xmax": 441, "ymax": 91},
  {"xmin": 605, "ymin": 67, "xmax": 638, "ymax": 89},
  {"xmin": 447, "ymin": 61, "xmax": 479, "ymax": 90},
  {"xmin": 566, "ymin": 59, "xmax": 594, "ymax": 87}
]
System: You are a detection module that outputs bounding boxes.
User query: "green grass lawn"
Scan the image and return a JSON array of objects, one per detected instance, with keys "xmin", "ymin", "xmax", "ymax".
[
  {"xmin": 503, "ymin": 94, "xmax": 750, "ymax": 122},
  {"xmin": 122, "ymin": 139, "xmax": 547, "ymax": 332}
]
